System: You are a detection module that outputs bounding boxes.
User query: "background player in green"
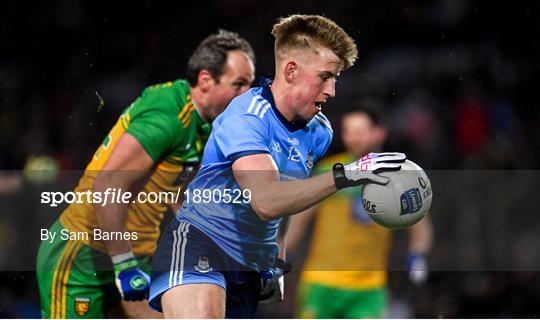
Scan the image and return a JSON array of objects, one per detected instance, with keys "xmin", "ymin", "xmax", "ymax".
[
  {"xmin": 36, "ymin": 30, "xmax": 255, "ymax": 318},
  {"xmin": 288, "ymin": 109, "xmax": 433, "ymax": 318}
]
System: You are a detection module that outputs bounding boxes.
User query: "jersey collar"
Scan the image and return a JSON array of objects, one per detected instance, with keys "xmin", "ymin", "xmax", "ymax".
[{"xmin": 259, "ymin": 77, "xmax": 308, "ymax": 132}]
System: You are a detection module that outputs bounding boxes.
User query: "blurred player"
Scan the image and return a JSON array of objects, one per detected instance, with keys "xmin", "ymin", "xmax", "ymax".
[
  {"xmin": 148, "ymin": 14, "xmax": 407, "ymax": 318},
  {"xmin": 36, "ymin": 30, "xmax": 255, "ymax": 318},
  {"xmin": 288, "ymin": 109, "xmax": 433, "ymax": 318}
]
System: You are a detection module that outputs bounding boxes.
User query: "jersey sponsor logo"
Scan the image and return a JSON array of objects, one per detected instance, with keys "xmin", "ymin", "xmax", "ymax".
[
  {"xmin": 74, "ymin": 297, "xmax": 90, "ymax": 317},
  {"xmin": 400, "ymin": 188, "xmax": 423, "ymax": 215},
  {"xmin": 194, "ymin": 255, "xmax": 214, "ymax": 273},
  {"xmin": 287, "ymin": 137, "xmax": 299, "ymax": 146},
  {"xmin": 272, "ymin": 142, "xmax": 281, "ymax": 153}
]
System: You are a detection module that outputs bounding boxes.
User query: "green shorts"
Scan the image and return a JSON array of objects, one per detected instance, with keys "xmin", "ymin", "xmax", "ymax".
[
  {"xmin": 36, "ymin": 220, "xmax": 151, "ymax": 318},
  {"xmin": 297, "ymin": 281, "xmax": 388, "ymax": 318}
]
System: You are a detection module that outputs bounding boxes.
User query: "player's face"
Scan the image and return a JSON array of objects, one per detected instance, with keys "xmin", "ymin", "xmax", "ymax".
[
  {"xmin": 290, "ymin": 47, "xmax": 341, "ymax": 120},
  {"xmin": 207, "ymin": 50, "xmax": 255, "ymax": 120},
  {"xmin": 342, "ymin": 113, "xmax": 381, "ymax": 157}
]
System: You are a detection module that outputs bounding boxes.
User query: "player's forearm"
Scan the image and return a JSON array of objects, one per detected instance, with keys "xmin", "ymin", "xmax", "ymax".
[
  {"xmin": 250, "ymin": 172, "xmax": 337, "ymax": 221},
  {"xmin": 93, "ymin": 173, "xmax": 133, "ymax": 256},
  {"xmin": 408, "ymin": 216, "xmax": 433, "ymax": 254},
  {"xmin": 95, "ymin": 203, "xmax": 132, "ymax": 255}
]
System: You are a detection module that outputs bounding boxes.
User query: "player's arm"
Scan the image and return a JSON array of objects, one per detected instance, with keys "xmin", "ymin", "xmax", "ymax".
[
  {"xmin": 406, "ymin": 215, "xmax": 433, "ymax": 284},
  {"xmin": 232, "ymin": 152, "xmax": 404, "ymax": 222},
  {"xmin": 93, "ymin": 132, "xmax": 154, "ymax": 301},
  {"xmin": 93, "ymin": 132, "xmax": 153, "ymax": 255},
  {"xmin": 408, "ymin": 215, "xmax": 433, "ymax": 254},
  {"xmin": 232, "ymin": 154, "xmax": 337, "ymax": 222}
]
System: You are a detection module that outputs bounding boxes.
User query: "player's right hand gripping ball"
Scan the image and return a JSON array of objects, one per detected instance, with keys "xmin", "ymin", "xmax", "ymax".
[
  {"xmin": 333, "ymin": 152, "xmax": 406, "ymax": 189},
  {"xmin": 113, "ymin": 256, "xmax": 151, "ymax": 301}
]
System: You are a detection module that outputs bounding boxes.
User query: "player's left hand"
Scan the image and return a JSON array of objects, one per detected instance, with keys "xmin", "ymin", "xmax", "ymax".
[
  {"xmin": 112, "ymin": 253, "xmax": 151, "ymax": 301},
  {"xmin": 259, "ymin": 259, "xmax": 291, "ymax": 304},
  {"xmin": 407, "ymin": 252, "xmax": 428, "ymax": 285}
]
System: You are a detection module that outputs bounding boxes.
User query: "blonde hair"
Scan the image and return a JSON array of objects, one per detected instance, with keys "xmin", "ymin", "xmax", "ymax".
[{"xmin": 271, "ymin": 14, "xmax": 358, "ymax": 70}]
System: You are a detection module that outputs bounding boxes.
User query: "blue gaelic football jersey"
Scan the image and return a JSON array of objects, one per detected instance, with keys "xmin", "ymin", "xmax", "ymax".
[{"xmin": 178, "ymin": 79, "xmax": 333, "ymax": 271}]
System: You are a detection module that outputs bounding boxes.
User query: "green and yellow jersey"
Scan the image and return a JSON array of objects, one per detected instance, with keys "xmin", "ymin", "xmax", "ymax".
[
  {"xmin": 59, "ymin": 79, "xmax": 211, "ymax": 256},
  {"xmin": 301, "ymin": 153, "xmax": 392, "ymax": 290}
]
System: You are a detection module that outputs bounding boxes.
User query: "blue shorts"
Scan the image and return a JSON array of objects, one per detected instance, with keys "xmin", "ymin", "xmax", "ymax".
[{"xmin": 149, "ymin": 218, "xmax": 261, "ymax": 318}]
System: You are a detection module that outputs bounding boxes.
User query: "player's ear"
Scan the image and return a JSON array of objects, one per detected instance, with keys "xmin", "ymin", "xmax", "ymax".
[
  {"xmin": 283, "ymin": 61, "xmax": 297, "ymax": 83},
  {"xmin": 197, "ymin": 69, "xmax": 215, "ymax": 92}
]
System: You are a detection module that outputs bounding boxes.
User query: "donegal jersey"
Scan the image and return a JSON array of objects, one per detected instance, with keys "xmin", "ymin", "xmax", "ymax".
[
  {"xmin": 60, "ymin": 79, "xmax": 211, "ymax": 256},
  {"xmin": 301, "ymin": 152, "xmax": 392, "ymax": 290},
  {"xmin": 179, "ymin": 78, "xmax": 333, "ymax": 271}
]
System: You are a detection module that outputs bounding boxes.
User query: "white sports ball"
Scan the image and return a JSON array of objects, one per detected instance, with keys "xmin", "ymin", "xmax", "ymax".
[{"xmin": 361, "ymin": 159, "xmax": 432, "ymax": 229}]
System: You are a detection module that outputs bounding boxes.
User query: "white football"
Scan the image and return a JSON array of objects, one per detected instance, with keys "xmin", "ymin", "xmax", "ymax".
[{"xmin": 361, "ymin": 159, "xmax": 432, "ymax": 229}]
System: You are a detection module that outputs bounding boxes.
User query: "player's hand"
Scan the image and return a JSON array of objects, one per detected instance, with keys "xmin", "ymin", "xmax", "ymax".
[
  {"xmin": 333, "ymin": 152, "xmax": 406, "ymax": 189},
  {"xmin": 259, "ymin": 259, "xmax": 291, "ymax": 304},
  {"xmin": 407, "ymin": 252, "xmax": 428, "ymax": 285},
  {"xmin": 112, "ymin": 252, "xmax": 151, "ymax": 301}
]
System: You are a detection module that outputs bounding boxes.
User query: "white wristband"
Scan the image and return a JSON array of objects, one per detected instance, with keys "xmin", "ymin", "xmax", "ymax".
[{"xmin": 111, "ymin": 251, "xmax": 135, "ymax": 264}]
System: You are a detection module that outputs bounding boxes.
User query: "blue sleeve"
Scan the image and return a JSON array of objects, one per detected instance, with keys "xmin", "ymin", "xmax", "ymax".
[
  {"xmin": 316, "ymin": 128, "xmax": 333, "ymax": 163},
  {"xmin": 214, "ymin": 114, "xmax": 270, "ymax": 161}
]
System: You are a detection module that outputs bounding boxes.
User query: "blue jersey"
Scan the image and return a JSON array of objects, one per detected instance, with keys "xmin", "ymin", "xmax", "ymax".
[{"xmin": 177, "ymin": 79, "xmax": 333, "ymax": 271}]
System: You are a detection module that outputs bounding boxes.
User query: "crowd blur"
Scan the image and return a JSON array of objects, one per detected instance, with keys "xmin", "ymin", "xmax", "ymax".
[{"xmin": 1, "ymin": 0, "xmax": 539, "ymax": 317}]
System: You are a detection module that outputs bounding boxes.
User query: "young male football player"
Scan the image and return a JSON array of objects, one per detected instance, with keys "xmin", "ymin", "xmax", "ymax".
[
  {"xmin": 288, "ymin": 110, "xmax": 433, "ymax": 318},
  {"xmin": 149, "ymin": 15, "xmax": 407, "ymax": 318},
  {"xmin": 36, "ymin": 30, "xmax": 255, "ymax": 318}
]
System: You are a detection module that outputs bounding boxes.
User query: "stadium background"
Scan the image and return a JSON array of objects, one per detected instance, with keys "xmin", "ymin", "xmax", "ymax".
[{"xmin": 1, "ymin": 0, "xmax": 539, "ymax": 317}]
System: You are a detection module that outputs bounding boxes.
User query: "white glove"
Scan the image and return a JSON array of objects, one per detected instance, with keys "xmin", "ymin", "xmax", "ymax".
[{"xmin": 334, "ymin": 152, "xmax": 406, "ymax": 189}]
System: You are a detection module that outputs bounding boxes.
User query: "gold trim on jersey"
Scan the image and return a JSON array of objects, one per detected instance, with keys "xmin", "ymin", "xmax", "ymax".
[
  {"xmin": 157, "ymin": 159, "xmax": 186, "ymax": 173},
  {"xmin": 121, "ymin": 112, "xmax": 130, "ymax": 129},
  {"xmin": 179, "ymin": 102, "xmax": 194, "ymax": 128},
  {"xmin": 50, "ymin": 240, "xmax": 82, "ymax": 319},
  {"xmin": 89, "ymin": 117, "xmax": 127, "ymax": 170},
  {"xmin": 182, "ymin": 116, "xmax": 193, "ymax": 129},
  {"xmin": 178, "ymin": 102, "xmax": 193, "ymax": 121}
]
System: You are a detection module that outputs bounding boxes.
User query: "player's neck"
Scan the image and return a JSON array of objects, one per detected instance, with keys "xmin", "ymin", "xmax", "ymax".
[
  {"xmin": 270, "ymin": 81, "xmax": 299, "ymax": 123},
  {"xmin": 189, "ymin": 85, "xmax": 210, "ymax": 122}
]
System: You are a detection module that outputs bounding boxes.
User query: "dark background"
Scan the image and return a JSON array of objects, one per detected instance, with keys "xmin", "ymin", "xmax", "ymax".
[{"xmin": 1, "ymin": 0, "xmax": 540, "ymax": 317}]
